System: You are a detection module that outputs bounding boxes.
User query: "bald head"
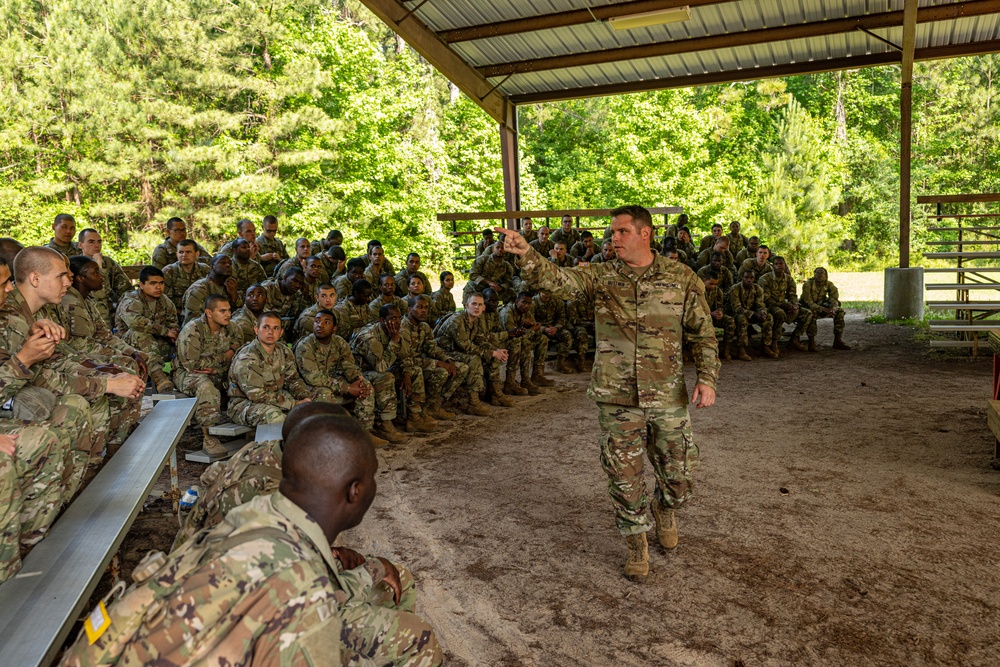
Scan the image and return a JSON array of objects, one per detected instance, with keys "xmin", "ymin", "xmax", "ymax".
[{"xmin": 280, "ymin": 401, "xmax": 350, "ymax": 441}]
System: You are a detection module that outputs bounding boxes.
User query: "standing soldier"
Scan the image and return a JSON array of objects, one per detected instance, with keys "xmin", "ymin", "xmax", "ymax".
[
  {"xmin": 174, "ymin": 295, "xmax": 242, "ymax": 457},
  {"xmin": 434, "ymin": 292, "xmax": 507, "ymax": 417},
  {"xmin": 230, "ymin": 284, "xmax": 265, "ymax": 347},
  {"xmin": 800, "ymin": 267, "xmax": 851, "ymax": 351},
  {"xmin": 116, "ymin": 266, "xmax": 179, "ymax": 392},
  {"xmin": 495, "ymin": 205, "xmax": 719, "ymax": 581},
  {"xmin": 729, "ymin": 269, "xmax": 777, "ymax": 361},
  {"xmin": 350, "ymin": 306, "xmax": 408, "ymax": 443},
  {"xmin": 76, "ymin": 228, "xmax": 133, "ymax": 328},
  {"xmin": 45, "ymin": 214, "xmax": 82, "ymax": 257},
  {"xmin": 162, "ymin": 239, "xmax": 210, "ymax": 323},
  {"xmin": 758, "ymin": 256, "xmax": 811, "ymax": 352},
  {"xmin": 499, "ymin": 291, "xmax": 550, "ymax": 392},
  {"xmin": 401, "ymin": 295, "xmax": 469, "ymax": 421},
  {"xmin": 255, "ymin": 214, "xmax": 288, "ymax": 276},
  {"xmin": 230, "ymin": 238, "xmax": 267, "ymax": 294},
  {"xmin": 228, "ymin": 312, "xmax": 316, "ymax": 426},
  {"xmin": 532, "ymin": 290, "xmax": 574, "ymax": 374},
  {"xmin": 181, "ymin": 254, "xmax": 242, "ymax": 326}
]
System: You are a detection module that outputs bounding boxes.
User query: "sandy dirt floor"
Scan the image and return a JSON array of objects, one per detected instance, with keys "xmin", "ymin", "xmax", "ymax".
[{"xmin": 99, "ymin": 313, "xmax": 1000, "ymax": 666}]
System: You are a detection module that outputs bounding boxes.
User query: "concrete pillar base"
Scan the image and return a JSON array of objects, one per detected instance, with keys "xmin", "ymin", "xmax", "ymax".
[{"xmin": 883, "ymin": 267, "xmax": 924, "ymax": 320}]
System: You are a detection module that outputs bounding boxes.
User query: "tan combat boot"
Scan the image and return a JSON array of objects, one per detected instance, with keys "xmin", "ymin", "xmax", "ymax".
[
  {"xmin": 368, "ymin": 431, "xmax": 390, "ymax": 448},
  {"xmin": 531, "ymin": 363, "xmax": 555, "ymax": 387},
  {"xmin": 624, "ymin": 533, "xmax": 649, "ymax": 581},
  {"xmin": 808, "ymin": 337, "xmax": 819, "ymax": 352},
  {"xmin": 737, "ymin": 346, "xmax": 753, "ymax": 362},
  {"xmin": 152, "ymin": 370, "xmax": 175, "ymax": 394},
  {"xmin": 521, "ymin": 376, "xmax": 542, "ymax": 395},
  {"xmin": 378, "ymin": 420, "xmax": 407, "ymax": 443},
  {"xmin": 201, "ymin": 426, "xmax": 228, "ymax": 458},
  {"xmin": 556, "ymin": 356, "xmax": 574, "ymax": 374},
  {"xmin": 426, "ymin": 400, "xmax": 455, "ymax": 421},
  {"xmin": 406, "ymin": 414, "xmax": 437, "ymax": 433},
  {"xmin": 466, "ymin": 391, "xmax": 491, "ymax": 417},
  {"xmin": 651, "ymin": 501, "xmax": 679, "ymax": 550},
  {"xmin": 762, "ymin": 341, "xmax": 778, "ymax": 359},
  {"xmin": 721, "ymin": 339, "xmax": 732, "ymax": 361},
  {"xmin": 833, "ymin": 334, "xmax": 852, "ymax": 350},
  {"xmin": 789, "ymin": 336, "xmax": 807, "ymax": 352},
  {"xmin": 503, "ymin": 378, "xmax": 528, "ymax": 396},
  {"xmin": 489, "ymin": 383, "xmax": 515, "ymax": 408}
]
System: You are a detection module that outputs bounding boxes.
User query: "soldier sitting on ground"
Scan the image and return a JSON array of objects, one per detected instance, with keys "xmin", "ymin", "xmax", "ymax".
[
  {"xmin": 297, "ymin": 256, "xmax": 324, "ymax": 310},
  {"xmin": 228, "ymin": 311, "xmax": 317, "ymax": 426},
  {"xmin": 350, "ymin": 305, "xmax": 408, "ymax": 444},
  {"xmin": 591, "ymin": 239, "xmax": 616, "ymax": 264},
  {"xmin": 566, "ymin": 290, "xmax": 595, "ymax": 372},
  {"xmin": 273, "ymin": 237, "xmax": 311, "ymax": 280},
  {"xmin": 293, "ymin": 282, "xmax": 338, "ymax": 342},
  {"xmin": 758, "ymin": 256, "xmax": 811, "ymax": 352},
  {"xmin": 46, "ymin": 213, "xmax": 81, "ymax": 257},
  {"xmin": 116, "ymin": 265, "xmax": 179, "ymax": 393},
  {"xmin": 362, "ymin": 243, "xmax": 392, "ymax": 288},
  {"xmin": 520, "ymin": 217, "xmax": 538, "ymax": 244},
  {"xmin": 181, "ymin": 254, "xmax": 242, "ymax": 326},
  {"xmin": 532, "ymin": 289, "xmax": 575, "ymax": 374},
  {"xmin": 174, "ymin": 295, "xmax": 243, "ymax": 457},
  {"xmin": 728, "ymin": 268, "xmax": 777, "ymax": 360},
  {"xmin": 696, "ymin": 235, "xmax": 734, "ymax": 272},
  {"xmin": 401, "ymin": 294, "xmax": 470, "ymax": 422},
  {"xmin": 433, "ymin": 292, "xmax": 505, "ymax": 417},
  {"xmin": 62, "ymin": 412, "xmax": 443, "ymax": 667},
  {"xmin": 704, "ymin": 276, "xmax": 735, "ymax": 361},
  {"xmin": 334, "ymin": 278, "xmax": 375, "ymax": 342},
  {"xmin": 549, "ymin": 214, "xmax": 581, "ymax": 249},
  {"xmin": 728, "ymin": 220, "xmax": 748, "ymax": 257},
  {"xmin": 163, "ymin": 239, "xmax": 209, "ymax": 323},
  {"xmin": 800, "ymin": 267, "xmax": 852, "ymax": 351},
  {"xmin": 333, "ymin": 258, "xmax": 366, "ymax": 300},
  {"xmin": 478, "ymin": 289, "xmax": 520, "ymax": 405},
  {"xmin": 218, "ymin": 218, "xmax": 259, "ymax": 259},
  {"xmin": 735, "ymin": 235, "xmax": 761, "ymax": 267},
  {"xmin": 230, "ymin": 283, "xmax": 265, "ymax": 347}
]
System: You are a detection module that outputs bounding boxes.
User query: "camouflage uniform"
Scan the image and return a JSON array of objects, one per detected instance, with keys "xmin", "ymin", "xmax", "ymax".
[
  {"xmin": 697, "ymin": 247, "xmax": 736, "ymax": 271},
  {"xmin": 273, "ymin": 257, "xmax": 305, "ymax": 282},
  {"xmin": 334, "ymin": 299, "xmax": 375, "ymax": 342},
  {"xmin": 294, "ymin": 333, "xmax": 377, "ymax": 429},
  {"xmin": 567, "ymin": 292, "xmax": 595, "ymax": 359},
  {"xmin": 151, "ymin": 238, "xmax": 210, "ymax": 269},
  {"xmin": 53, "ymin": 287, "xmax": 143, "ymax": 373},
  {"xmin": 800, "ymin": 277, "xmax": 846, "ymax": 337},
  {"xmin": 231, "ymin": 257, "xmax": 267, "ymax": 294},
  {"xmin": 758, "ymin": 271, "xmax": 813, "ymax": 339},
  {"xmin": 549, "ymin": 254, "xmax": 573, "ymax": 268},
  {"xmin": 228, "ymin": 339, "xmax": 316, "ymax": 426},
  {"xmin": 429, "ymin": 287, "xmax": 456, "ymax": 327},
  {"xmin": 45, "ymin": 238, "xmax": 81, "ymax": 257},
  {"xmin": 465, "ymin": 253, "xmax": 515, "ymax": 303},
  {"xmin": 259, "ymin": 278, "xmax": 300, "ymax": 327},
  {"xmin": 333, "ymin": 273, "xmax": 356, "ymax": 300},
  {"xmin": 737, "ymin": 258, "xmax": 773, "ymax": 283},
  {"xmin": 363, "ymin": 263, "xmax": 392, "ymax": 291},
  {"xmin": 172, "ymin": 439, "xmax": 282, "ymax": 550},
  {"xmin": 697, "ymin": 264, "xmax": 733, "ymax": 293},
  {"xmin": 474, "ymin": 238, "xmax": 494, "ymax": 257},
  {"xmin": 704, "ymin": 282, "xmax": 735, "ymax": 352},
  {"xmin": 181, "ymin": 277, "xmax": 242, "ymax": 326},
  {"xmin": 116, "ymin": 289, "xmax": 177, "ymax": 379},
  {"xmin": 162, "ymin": 261, "xmax": 210, "ymax": 320},
  {"xmin": 87, "ymin": 254, "xmax": 133, "ymax": 328},
  {"xmin": 293, "ymin": 303, "xmax": 335, "ymax": 342},
  {"xmin": 63, "ymin": 492, "xmax": 442, "ymax": 667},
  {"xmin": 229, "ymin": 306, "xmax": 259, "ymax": 348},
  {"xmin": 350, "ymin": 322, "xmax": 400, "ymax": 424},
  {"xmin": 369, "ymin": 294, "xmax": 408, "ymax": 319},
  {"xmin": 520, "ymin": 228, "xmax": 538, "ymax": 244},
  {"xmin": 400, "ymin": 317, "xmax": 469, "ymax": 416},
  {"xmin": 728, "ymin": 281, "xmax": 774, "ymax": 347},
  {"xmin": 256, "ymin": 234, "xmax": 288, "ymax": 276},
  {"xmin": 549, "ymin": 227, "xmax": 581, "ymax": 249},
  {"xmin": 433, "ymin": 312, "xmax": 493, "ymax": 394},
  {"xmin": 532, "ymin": 293, "xmax": 573, "ymax": 356},
  {"xmin": 516, "ymin": 248, "xmax": 719, "ymax": 534},
  {"xmin": 174, "ymin": 315, "xmax": 242, "ymax": 427},
  {"xmin": 499, "ymin": 302, "xmax": 547, "ymax": 383},
  {"xmin": 529, "ymin": 238, "xmax": 555, "ymax": 258},
  {"xmin": 394, "ymin": 269, "xmax": 431, "ymax": 297},
  {"xmin": 476, "ymin": 309, "xmax": 514, "ymax": 389},
  {"xmin": 727, "ymin": 231, "xmax": 748, "ymax": 257}
]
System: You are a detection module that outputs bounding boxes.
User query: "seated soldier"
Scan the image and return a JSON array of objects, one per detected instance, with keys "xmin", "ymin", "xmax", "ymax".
[
  {"xmin": 311, "ymin": 229, "xmax": 342, "ymax": 257},
  {"xmin": 63, "ymin": 412, "xmax": 442, "ymax": 667},
  {"xmin": 76, "ymin": 228, "xmax": 133, "ymax": 328},
  {"xmin": 181, "ymin": 254, "xmax": 243, "ymax": 326},
  {"xmin": 255, "ymin": 214, "xmax": 288, "ymax": 277},
  {"xmin": 294, "ymin": 282, "xmax": 338, "ymax": 342},
  {"xmin": 405, "ymin": 275, "xmax": 425, "ymax": 301},
  {"xmin": 316, "ymin": 244, "xmax": 346, "ymax": 286},
  {"xmin": 363, "ymin": 243, "xmax": 393, "ymax": 287},
  {"xmin": 737, "ymin": 243, "xmax": 773, "ymax": 283},
  {"xmin": 675, "ymin": 227, "xmax": 699, "ymax": 269},
  {"xmin": 433, "ymin": 292, "xmax": 505, "ymax": 417},
  {"xmin": 549, "ymin": 214, "xmax": 581, "ymax": 249},
  {"xmin": 735, "ymin": 235, "xmax": 761, "ymax": 266},
  {"xmin": 116, "ymin": 266, "xmax": 178, "ymax": 393},
  {"xmin": 549, "ymin": 240, "xmax": 572, "ymax": 267},
  {"xmin": 230, "ymin": 238, "xmax": 267, "ymax": 293},
  {"xmin": 704, "ymin": 276, "xmax": 735, "ymax": 361},
  {"xmin": 430, "ymin": 271, "xmax": 457, "ymax": 326},
  {"xmin": 758, "ymin": 256, "xmax": 811, "ymax": 352},
  {"xmin": 172, "ymin": 401, "xmax": 351, "ymax": 550},
  {"xmin": 230, "ymin": 283, "xmax": 265, "ymax": 347},
  {"xmin": 728, "ymin": 268, "xmax": 777, "ymax": 361},
  {"xmin": 162, "ymin": 239, "xmax": 210, "ymax": 323},
  {"xmin": 529, "ymin": 225, "xmax": 554, "ymax": 258},
  {"xmin": 532, "ymin": 289, "xmax": 574, "ymax": 374},
  {"xmin": 591, "ymin": 239, "xmax": 616, "ymax": 264},
  {"xmin": 566, "ymin": 291, "xmax": 594, "ymax": 372},
  {"xmin": 356, "ymin": 240, "xmax": 396, "ymax": 276},
  {"xmin": 350, "ymin": 305, "xmax": 407, "ymax": 443},
  {"xmin": 298, "ymin": 255, "xmax": 325, "ymax": 309},
  {"xmin": 260, "ymin": 266, "xmax": 305, "ymax": 332},
  {"xmin": 273, "ymin": 237, "xmax": 311, "ymax": 279},
  {"xmin": 151, "ymin": 217, "xmax": 210, "ymax": 269},
  {"xmin": 728, "ymin": 220, "xmax": 748, "ymax": 257},
  {"xmin": 800, "ymin": 267, "xmax": 851, "ymax": 351},
  {"xmin": 520, "ymin": 217, "xmax": 538, "ymax": 244},
  {"xmin": 294, "ymin": 310, "xmax": 386, "ymax": 447},
  {"xmin": 369, "ymin": 274, "xmax": 408, "ymax": 320},
  {"xmin": 478, "ymin": 289, "xmax": 519, "ymax": 405},
  {"xmin": 697, "ymin": 251, "xmax": 734, "ymax": 292},
  {"xmin": 696, "ymin": 236, "xmax": 734, "ymax": 271},
  {"xmin": 334, "ymin": 258, "xmax": 366, "ymax": 300},
  {"xmin": 401, "ymin": 295, "xmax": 470, "ymax": 423},
  {"xmin": 394, "ymin": 252, "xmax": 431, "ymax": 296},
  {"xmin": 660, "ymin": 237, "xmax": 685, "ymax": 264},
  {"xmin": 499, "ymin": 291, "xmax": 551, "ymax": 391},
  {"xmin": 700, "ymin": 223, "xmax": 724, "ymax": 252},
  {"xmin": 335, "ymin": 278, "xmax": 376, "ymax": 342},
  {"xmin": 218, "ymin": 218, "xmax": 259, "ymax": 258},
  {"xmin": 228, "ymin": 311, "xmax": 318, "ymax": 426},
  {"xmin": 569, "ymin": 231, "xmax": 596, "ymax": 262},
  {"xmin": 45, "ymin": 213, "xmax": 82, "ymax": 257},
  {"xmin": 475, "ymin": 228, "xmax": 495, "ymax": 256},
  {"xmin": 175, "ymin": 295, "xmax": 243, "ymax": 457},
  {"xmin": 466, "ymin": 238, "xmax": 515, "ymax": 304}
]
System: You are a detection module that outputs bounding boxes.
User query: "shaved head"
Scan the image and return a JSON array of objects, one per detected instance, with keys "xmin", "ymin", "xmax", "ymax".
[
  {"xmin": 13, "ymin": 246, "xmax": 63, "ymax": 284},
  {"xmin": 280, "ymin": 401, "xmax": 350, "ymax": 441}
]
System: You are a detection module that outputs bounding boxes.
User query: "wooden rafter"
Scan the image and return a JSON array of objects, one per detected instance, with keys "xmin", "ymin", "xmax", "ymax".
[{"xmin": 479, "ymin": 0, "xmax": 1000, "ymax": 78}]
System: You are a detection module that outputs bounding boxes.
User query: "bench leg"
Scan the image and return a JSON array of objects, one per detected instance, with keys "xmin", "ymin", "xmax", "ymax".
[
  {"xmin": 170, "ymin": 447, "xmax": 179, "ymax": 514},
  {"xmin": 994, "ymin": 354, "xmax": 1000, "ymax": 401}
]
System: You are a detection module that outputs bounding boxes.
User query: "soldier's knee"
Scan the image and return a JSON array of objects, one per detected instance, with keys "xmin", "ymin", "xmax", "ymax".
[{"xmin": 11, "ymin": 387, "xmax": 57, "ymax": 421}]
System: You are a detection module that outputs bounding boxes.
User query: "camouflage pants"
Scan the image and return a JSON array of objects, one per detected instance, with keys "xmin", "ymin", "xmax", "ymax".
[
  {"xmin": 176, "ymin": 373, "xmax": 226, "ymax": 427},
  {"xmin": 449, "ymin": 352, "xmax": 486, "ymax": 394},
  {"xmin": 409, "ymin": 361, "xmax": 468, "ymax": 415},
  {"xmin": 770, "ymin": 305, "xmax": 812, "ymax": 338},
  {"xmin": 313, "ymin": 378, "xmax": 377, "ymax": 430},
  {"xmin": 712, "ymin": 314, "xmax": 735, "ymax": 345},
  {"xmin": 120, "ymin": 332, "xmax": 174, "ymax": 376},
  {"xmin": 806, "ymin": 306, "xmax": 845, "ymax": 336},
  {"xmin": 506, "ymin": 336, "xmax": 532, "ymax": 384},
  {"xmin": 228, "ymin": 399, "xmax": 287, "ymax": 426},
  {"xmin": 569, "ymin": 324, "xmax": 591, "ymax": 357},
  {"xmin": 50, "ymin": 394, "xmax": 97, "ymax": 499},
  {"xmin": 597, "ymin": 402, "xmax": 698, "ymax": 536},
  {"xmin": 523, "ymin": 330, "xmax": 549, "ymax": 369},
  {"xmin": 0, "ymin": 454, "xmax": 16, "ymax": 582},
  {"xmin": 109, "ymin": 392, "xmax": 142, "ymax": 445},
  {"xmin": 544, "ymin": 327, "xmax": 574, "ymax": 356},
  {"xmin": 341, "ymin": 564, "xmax": 442, "ymax": 667},
  {"xmin": 362, "ymin": 371, "xmax": 397, "ymax": 422},
  {"xmin": 735, "ymin": 311, "xmax": 774, "ymax": 347}
]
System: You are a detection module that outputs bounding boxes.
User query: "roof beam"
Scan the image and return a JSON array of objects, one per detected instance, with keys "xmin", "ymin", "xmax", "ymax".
[
  {"xmin": 480, "ymin": 0, "xmax": 1000, "ymax": 78},
  {"xmin": 508, "ymin": 39, "xmax": 1000, "ymax": 105},
  {"xmin": 439, "ymin": 0, "xmax": 734, "ymax": 43},
  {"xmin": 356, "ymin": 0, "xmax": 509, "ymax": 124}
]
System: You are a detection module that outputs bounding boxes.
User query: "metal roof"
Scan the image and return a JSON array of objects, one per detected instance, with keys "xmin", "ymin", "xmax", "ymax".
[{"xmin": 360, "ymin": 0, "xmax": 1000, "ymax": 121}]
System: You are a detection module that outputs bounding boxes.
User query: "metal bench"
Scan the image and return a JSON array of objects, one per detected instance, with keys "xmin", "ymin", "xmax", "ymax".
[
  {"xmin": 923, "ymin": 251, "xmax": 1000, "ymax": 259},
  {"xmin": 926, "ymin": 301, "xmax": 1000, "ymax": 310},
  {"xmin": 925, "ymin": 283, "xmax": 1000, "ymax": 290},
  {"xmin": 0, "ymin": 397, "xmax": 196, "ymax": 667},
  {"xmin": 928, "ymin": 322, "xmax": 1000, "ymax": 331},
  {"xmin": 255, "ymin": 423, "xmax": 284, "ymax": 441},
  {"xmin": 184, "ymin": 422, "xmax": 254, "ymax": 464}
]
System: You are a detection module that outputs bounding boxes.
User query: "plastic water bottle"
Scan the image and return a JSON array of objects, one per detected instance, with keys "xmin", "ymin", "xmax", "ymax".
[{"xmin": 179, "ymin": 486, "xmax": 199, "ymax": 511}]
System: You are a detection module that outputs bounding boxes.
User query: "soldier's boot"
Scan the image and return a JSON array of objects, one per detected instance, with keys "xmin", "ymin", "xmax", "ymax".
[
  {"xmin": 503, "ymin": 378, "xmax": 529, "ymax": 396},
  {"xmin": 427, "ymin": 400, "xmax": 455, "ymax": 421},
  {"xmin": 762, "ymin": 340, "xmax": 778, "ymax": 359},
  {"xmin": 521, "ymin": 376, "xmax": 542, "ymax": 396},
  {"xmin": 833, "ymin": 334, "xmax": 852, "ymax": 350},
  {"xmin": 624, "ymin": 533, "xmax": 649, "ymax": 581},
  {"xmin": 556, "ymin": 356, "xmax": 575, "ymax": 374},
  {"xmin": 574, "ymin": 355, "xmax": 587, "ymax": 373},
  {"xmin": 808, "ymin": 336, "xmax": 819, "ymax": 352},
  {"xmin": 532, "ymin": 363, "xmax": 555, "ymax": 387},
  {"xmin": 406, "ymin": 414, "xmax": 437, "ymax": 433},
  {"xmin": 368, "ymin": 431, "xmax": 390, "ymax": 448},
  {"xmin": 721, "ymin": 338, "xmax": 732, "ymax": 361},
  {"xmin": 466, "ymin": 392, "xmax": 491, "ymax": 417},
  {"xmin": 378, "ymin": 420, "xmax": 407, "ymax": 444},
  {"xmin": 152, "ymin": 370, "xmax": 175, "ymax": 394},
  {"xmin": 737, "ymin": 346, "xmax": 753, "ymax": 362},
  {"xmin": 201, "ymin": 426, "xmax": 228, "ymax": 458},
  {"xmin": 489, "ymin": 383, "xmax": 516, "ymax": 408},
  {"xmin": 789, "ymin": 336, "xmax": 808, "ymax": 352},
  {"xmin": 651, "ymin": 501, "xmax": 679, "ymax": 550}
]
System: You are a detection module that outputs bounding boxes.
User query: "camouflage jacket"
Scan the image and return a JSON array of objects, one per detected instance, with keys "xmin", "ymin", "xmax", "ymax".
[
  {"xmin": 368, "ymin": 294, "xmax": 407, "ymax": 320},
  {"xmin": 232, "ymin": 258, "xmax": 267, "ymax": 294},
  {"xmin": 229, "ymin": 307, "xmax": 259, "ymax": 348},
  {"xmin": 549, "ymin": 255, "xmax": 573, "ymax": 268},
  {"xmin": 399, "ymin": 317, "xmax": 451, "ymax": 374},
  {"xmin": 520, "ymin": 229, "xmax": 538, "ymax": 244},
  {"xmin": 182, "ymin": 277, "xmax": 242, "ymax": 326},
  {"xmin": 697, "ymin": 265, "xmax": 733, "ymax": 293},
  {"xmin": 393, "ymin": 269, "xmax": 431, "ymax": 297},
  {"xmin": 116, "ymin": 289, "xmax": 178, "ymax": 338},
  {"xmin": 477, "ymin": 310, "xmax": 509, "ymax": 349},
  {"xmin": 350, "ymin": 322, "xmax": 400, "ymax": 374},
  {"xmin": 294, "ymin": 303, "xmax": 335, "ymax": 342},
  {"xmin": 465, "ymin": 254, "xmax": 513, "ymax": 296},
  {"xmin": 273, "ymin": 257, "xmax": 305, "ymax": 282},
  {"xmin": 498, "ymin": 302, "xmax": 536, "ymax": 332},
  {"xmin": 566, "ymin": 292, "xmax": 595, "ymax": 325},
  {"xmin": 255, "ymin": 234, "xmax": 288, "ymax": 275},
  {"xmin": 728, "ymin": 282, "xmax": 766, "ymax": 317},
  {"xmin": 758, "ymin": 271, "xmax": 798, "ymax": 309},
  {"xmin": 173, "ymin": 439, "xmax": 282, "ymax": 550},
  {"xmin": 258, "ymin": 279, "xmax": 300, "ymax": 320},
  {"xmin": 229, "ymin": 339, "xmax": 313, "ymax": 412},
  {"xmin": 569, "ymin": 242, "xmax": 595, "ymax": 260},
  {"xmin": 151, "ymin": 238, "xmax": 210, "ymax": 269},
  {"xmin": 362, "ymin": 263, "xmax": 392, "ymax": 290},
  {"xmin": 697, "ymin": 247, "xmax": 736, "ymax": 270},
  {"xmin": 294, "ymin": 333, "xmax": 361, "ymax": 394},
  {"xmin": 517, "ymin": 248, "xmax": 719, "ymax": 408},
  {"xmin": 45, "ymin": 238, "xmax": 81, "ymax": 257},
  {"xmin": 174, "ymin": 315, "xmax": 242, "ymax": 387},
  {"xmin": 332, "ymin": 273, "xmax": 355, "ymax": 301},
  {"xmin": 737, "ymin": 258, "xmax": 773, "ymax": 283},
  {"xmin": 705, "ymin": 284, "xmax": 726, "ymax": 314},
  {"xmin": 549, "ymin": 228, "xmax": 581, "ymax": 248},
  {"xmin": 800, "ymin": 279, "xmax": 841, "ymax": 309},
  {"xmin": 531, "ymin": 294, "xmax": 565, "ymax": 329},
  {"xmin": 52, "ymin": 287, "xmax": 139, "ymax": 360},
  {"xmin": 727, "ymin": 232, "xmax": 748, "ymax": 256},
  {"xmin": 64, "ymin": 492, "xmax": 387, "ymax": 667},
  {"xmin": 163, "ymin": 261, "xmax": 210, "ymax": 315},
  {"xmin": 529, "ymin": 238, "xmax": 554, "ymax": 257},
  {"xmin": 333, "ymin": 300, "xmax": 374, "ymax": 342},
  {"xmin": 429, "ymin": 288, "xmax": 456, "ymax": 321},
  {"xmin": 85, "ymin": 254, "xmax": 133, "ymax": 327},
  {"xmin": 434, "ymin": 311, "xmax": 495, "ymax": 358}
]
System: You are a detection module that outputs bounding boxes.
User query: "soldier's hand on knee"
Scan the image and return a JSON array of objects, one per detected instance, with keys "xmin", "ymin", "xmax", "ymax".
[
  {"xmin": 376, "ymin": 557, "xmax": 402, "ymax": 605},
  {"xmin": 333, "ymin": 546, "xmax": 366, "ymax": 570}
]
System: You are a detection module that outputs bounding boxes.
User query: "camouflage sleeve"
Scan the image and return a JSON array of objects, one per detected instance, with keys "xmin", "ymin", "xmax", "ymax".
[
  {"xmin": 752, "ymin": 286, "xmax": 766, "ymax": 312},
  {"xmin": 151, "ymin": 245, "xmax": 168, "ymax": 269},
  {"xmin": 398, "ymin": 327, "xmax": 419, "ymax": 375},
  {"xmin": 232, "ymin": 359, "xmax": 290, "ymax": 408},
  {"xmin": 468, "ymin": 255, "xmax": 489, "ymax": 287},
  {"xmin": 516, "ymin": 248, "xmax": 596, "ymax": 302},
  {"xmin": 110, "ymin": 261, "xmax": 133, "ymax": 296},
  {"xmin": 120, "ymin": 297, "xmax": 169, "ymax": 336},
  {"xmin": 828, "ymin": 283, "xmax": 841, "ymax": 308},
  {"xmin": 798, "ymin": 281, "xmax": 818, "ymax": 309},
  {"xmin": 362, "ymin": 334, "xmax": 398, "ymax": 373},
  {"xmin": 0, "ymin": 353, "xmax": 34, "ymax": 400},
  {"xmin": 294, "ymin": 340, "xmax": 349, "ymax": 394},
  {"xmin": 182, "ymin": 284, "xmax": 206, "ymax": 325},
  {"xmin": 784, "ymin": 276, "xmax": 798, "ymax": 303},
  {"xmin": 175, "ymin": 325, "xmax": 202, "ymax": 371},
  {"xmin": 282, "ymin": 349, "xmax": 315, "ymax": 401},
  {"xmin": 681, "ymin": 277, "xmax": 721, "ymax": 390},
  {"xmin": 727, "ymin": 286, "xmax": 747, "ymax": 317}
]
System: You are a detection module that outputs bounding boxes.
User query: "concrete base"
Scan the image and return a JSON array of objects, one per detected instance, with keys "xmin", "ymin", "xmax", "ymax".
[{"xmin": 884, "ymin": 267, "xmax": 924, "ymax": 320}]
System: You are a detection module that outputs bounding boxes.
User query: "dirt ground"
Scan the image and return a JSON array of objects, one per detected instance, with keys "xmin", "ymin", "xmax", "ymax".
[{"xmin": 104, "ymin": 313, "xmax": 1000, "ymax": 666}]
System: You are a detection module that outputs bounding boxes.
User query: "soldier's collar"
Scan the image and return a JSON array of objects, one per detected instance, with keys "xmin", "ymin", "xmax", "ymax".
[{"xmin": 271, "ymin": 493, "xmax": 343, "ymax": 578}]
